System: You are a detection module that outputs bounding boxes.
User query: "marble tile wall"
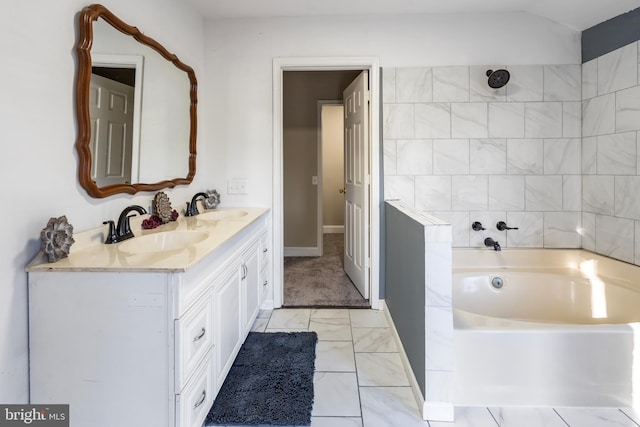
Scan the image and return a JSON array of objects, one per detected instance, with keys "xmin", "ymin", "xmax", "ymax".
[
  {"xmin": 582, "ymin": 41, "xmax": 640, "ymax": 266},
  {"xmin": 424, "ymin": 221, "xmax": 454, "ymax": 422},
  {"xmin": 383, "ymin": 64, "xmax": 583, "ymax": 249}
]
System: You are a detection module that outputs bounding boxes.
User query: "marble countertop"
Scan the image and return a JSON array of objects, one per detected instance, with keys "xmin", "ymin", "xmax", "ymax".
[{"xmin": 26, "ymin": 207, "xmax": 269, "ymax": 273}]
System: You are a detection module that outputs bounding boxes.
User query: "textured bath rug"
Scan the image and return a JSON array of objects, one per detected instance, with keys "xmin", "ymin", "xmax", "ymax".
[{"xmin": 204, "ymin": 331, "xmax": 318, "ymax": 426}]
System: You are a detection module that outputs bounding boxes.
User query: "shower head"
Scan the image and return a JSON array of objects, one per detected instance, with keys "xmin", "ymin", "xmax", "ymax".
[{"xmin": 486, "ymin": 69, "xmax": 510, "ymax": 89}]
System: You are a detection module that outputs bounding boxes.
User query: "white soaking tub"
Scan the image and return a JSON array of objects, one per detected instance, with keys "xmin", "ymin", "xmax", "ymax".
[{"xmin": 452, "ymin": 249, "xmax": 640, "ymax": 408}]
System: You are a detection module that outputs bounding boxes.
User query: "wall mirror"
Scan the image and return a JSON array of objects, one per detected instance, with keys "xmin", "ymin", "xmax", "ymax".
[{"xmin": 76, "ymin": 4, "xmax": 197, "ymax": 198}]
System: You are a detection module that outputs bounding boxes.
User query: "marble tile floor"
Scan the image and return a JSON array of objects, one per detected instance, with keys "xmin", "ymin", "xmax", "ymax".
[{"xmin": 209, "ymin": 308, "xmax": 640, "ymax": 427}]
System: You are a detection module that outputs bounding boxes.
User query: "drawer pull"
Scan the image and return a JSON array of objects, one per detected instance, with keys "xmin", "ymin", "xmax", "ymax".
[
  {"xmin": 193, "ymin": 327, "xmax": 206, "ymax": 342},
  {"xmin": 193, "ymin": 390, "xmax": 207, "ymax": 409}
]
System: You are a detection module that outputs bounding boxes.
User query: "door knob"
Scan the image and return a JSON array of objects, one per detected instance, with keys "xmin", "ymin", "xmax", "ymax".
[{"xmin": 339, "ymin": 188, "xmax": 346, "ymax": 194}]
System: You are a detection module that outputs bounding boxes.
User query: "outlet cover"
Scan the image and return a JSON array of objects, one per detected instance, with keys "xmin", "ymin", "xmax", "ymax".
[{"xmin": 228, "ymin": 178, "xmax": 248, "ymax": 195}]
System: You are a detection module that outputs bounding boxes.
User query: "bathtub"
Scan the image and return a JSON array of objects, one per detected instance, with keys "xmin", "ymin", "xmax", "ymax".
[{"xmin": 452, "ymin": 248, "xmax": 640, "ymax": 407}]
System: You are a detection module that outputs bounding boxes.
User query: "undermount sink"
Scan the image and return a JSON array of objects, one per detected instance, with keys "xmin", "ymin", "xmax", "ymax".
[
  {"xmin": 197, "ymin": 209, "xmax": 249, "ymax": 221},
  {"xmin": 118, "ymin": 230, "xmax": 208, "ymax": 254}
]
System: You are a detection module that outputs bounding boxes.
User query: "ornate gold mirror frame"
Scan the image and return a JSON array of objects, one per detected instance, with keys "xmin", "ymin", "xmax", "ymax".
[{"xmin": 76, "ymin": 4, "xmax": 197, "ymax": 198}]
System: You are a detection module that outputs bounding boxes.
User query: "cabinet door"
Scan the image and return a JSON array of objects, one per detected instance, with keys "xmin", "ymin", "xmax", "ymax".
[
  {"xmin": 259, "ymin": 231, "xmax": 269, "ymax": 271},
  {"xmin": 241, "ymin": 242, "xmax": 260, "ymax": 334},
  {"xmin": 260, "ymin": 263, "xmax": 270, "ymax": 307},
  {"xmin": 213, "ymin": 265, "xmax": 241, "ymax": 386},
  {"xmin": 259, "ymin": 231, "xmax": 270, "ymax": 306}
]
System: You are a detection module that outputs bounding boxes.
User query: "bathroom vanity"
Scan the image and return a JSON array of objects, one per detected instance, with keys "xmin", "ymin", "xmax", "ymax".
[{"xmin": 26, "ymin": 208, "xmax": 270, "ymax": 427}]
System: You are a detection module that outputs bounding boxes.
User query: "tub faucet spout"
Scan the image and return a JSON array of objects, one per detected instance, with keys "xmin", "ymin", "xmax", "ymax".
[{"xmin": 484, "ymin": 237, "xmax": 501, "ymax": 251}]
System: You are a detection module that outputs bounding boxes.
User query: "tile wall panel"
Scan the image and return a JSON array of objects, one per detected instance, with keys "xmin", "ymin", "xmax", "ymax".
[
  {"xmin": 384, "ymin": 64, "xmax": 582, "ymax": 249},
  {"xmin": 582, "ymin": 41, "xmax": 640, "ymax": 266},
  {"xmin": 384, "ymin": 51, "xmax": 640, "ymax": 265}
]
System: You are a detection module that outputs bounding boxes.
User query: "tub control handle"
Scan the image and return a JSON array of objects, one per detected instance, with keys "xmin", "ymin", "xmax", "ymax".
[
  {"xmin": 472, "ymin": 221, "xmax": 485, "ymax": 231},
  {"xmin": 497, "ymin": 221, "xmax": 518, "ymax": 231}
]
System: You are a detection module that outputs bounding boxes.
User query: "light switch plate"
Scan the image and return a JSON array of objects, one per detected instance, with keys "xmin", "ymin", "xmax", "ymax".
[
  {"xmin": 228, "ymin": 178, "xmax": 248, "ymax": 195},
  {"xmin": 312, "ymin": 176, "xmax": 318, "ymax": 185}
]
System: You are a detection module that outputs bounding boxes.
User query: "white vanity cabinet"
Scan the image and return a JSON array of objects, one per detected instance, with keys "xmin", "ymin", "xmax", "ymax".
[{"xmin": 27, "ymin": 211, "xmax": 268, "ymax": 427}]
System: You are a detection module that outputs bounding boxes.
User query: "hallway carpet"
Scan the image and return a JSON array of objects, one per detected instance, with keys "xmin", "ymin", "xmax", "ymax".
[{"xmin": 283, "ymin": 233, "xmax": 369, "ymax": 307}]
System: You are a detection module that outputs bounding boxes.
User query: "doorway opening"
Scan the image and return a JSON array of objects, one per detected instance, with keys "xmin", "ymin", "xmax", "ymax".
[
  {"xmin": 272, "ymin": 57, "xmax": 381, "ymax": 310},
  {"xmin": 284, "ymin": 98, "xmax": 367, "ymax": 307}
]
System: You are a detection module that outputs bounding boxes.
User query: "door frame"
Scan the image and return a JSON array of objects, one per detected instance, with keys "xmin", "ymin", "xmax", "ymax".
[{"xmin": 272, "ymin": 57, "xmax": 381, "ymax": 310}]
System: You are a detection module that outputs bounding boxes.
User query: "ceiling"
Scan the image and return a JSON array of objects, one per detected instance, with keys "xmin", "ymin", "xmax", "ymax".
[{"xmin": 187, "ymin": 0, "xmax": 640, "ymax": 31}]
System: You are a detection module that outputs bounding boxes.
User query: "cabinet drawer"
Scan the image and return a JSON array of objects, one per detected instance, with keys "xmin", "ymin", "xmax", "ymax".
[
  {"xmin": 175, "ymin": 292, "xmax": 213, "ymax": 391},
  {"xmin": 175, "ymin": 354, "xmax": 215, "ymax": 427}
]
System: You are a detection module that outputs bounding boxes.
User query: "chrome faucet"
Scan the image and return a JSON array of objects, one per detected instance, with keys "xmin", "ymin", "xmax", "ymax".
[
  {"xmin": 103, "ymin": 205, "xmax": 147, "ymax": 244},
  {"xmin": 185, "ymin": 192, "xmax": 208, "ymax": 217},
  {"xmin": 484, "ymin": 237, "xmax": 501, "ymax": 251}
]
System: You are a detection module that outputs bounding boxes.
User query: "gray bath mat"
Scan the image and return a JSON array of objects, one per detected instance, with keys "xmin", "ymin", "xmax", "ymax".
[{"xmin": 204, "ymin": 331, "xmax": 317, "ymax": 426}]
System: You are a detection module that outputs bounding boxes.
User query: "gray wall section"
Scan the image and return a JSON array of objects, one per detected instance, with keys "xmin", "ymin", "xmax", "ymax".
[
  {"xmin": 582, "ymin": 7, "xmax": 640, "ymax": 63},
  {"xmin": 384, "ymin": 202, "xmax": 425, "ymax": 396}
]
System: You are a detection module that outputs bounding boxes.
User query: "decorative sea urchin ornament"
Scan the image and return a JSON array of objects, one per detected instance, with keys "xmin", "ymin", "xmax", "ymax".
[
  {"xmin": 203, "ymin": 189, "xmax": 220, "ymax": 210},
  {"xmin": 153, "ymin": 191, "xmax": 174, "ymax": 224},
  {"xmin": 40, "ymin": 215, "xmax": 75, "ymax": 263}
]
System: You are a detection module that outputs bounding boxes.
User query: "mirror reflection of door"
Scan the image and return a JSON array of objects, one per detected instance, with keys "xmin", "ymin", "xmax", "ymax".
[{"xmin": 90, "ymin": 72, "xmax": 134, "ymax": 187}]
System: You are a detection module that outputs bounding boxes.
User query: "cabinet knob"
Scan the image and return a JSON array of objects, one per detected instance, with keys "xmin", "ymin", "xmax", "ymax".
[
  {"xmin": 263, "ymin": 280, "xmax": 268, "ymax": 286},
  {"xmin": 193, "ymin": 327, "xmax": 206, "ymax": 342},
  {"xmin": 193, "ymin": 390, "xmax": 207, "ymax": 409},
  {"xmin": 263, "ymin": 248, "xmax": 268, "ymax": 253}
]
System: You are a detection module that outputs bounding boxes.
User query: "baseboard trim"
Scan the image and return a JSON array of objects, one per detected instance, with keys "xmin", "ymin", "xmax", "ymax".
[
  {"xmin": 283, "ymin": 247, "xmax": 321, "ymax": 257},
  {"xmin": 323, "ymin": 225, "xmax": 344, "ymax": 234},
  {"xmin": 423, "ymin": 402, "xmax": 454, "ymax": 422},
  {"xmin": 260, "ymin": 299, "xmax": 274, "ymax": 310}
]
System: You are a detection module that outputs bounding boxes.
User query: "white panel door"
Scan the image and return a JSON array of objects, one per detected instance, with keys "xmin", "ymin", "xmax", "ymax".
[
  {"xmin": 343, "ymin": 71, "xmax": 369, "ymax": 299},
  {"xmin": 89, "ymin": 74, "xmax": 134, "ymax": 187}
]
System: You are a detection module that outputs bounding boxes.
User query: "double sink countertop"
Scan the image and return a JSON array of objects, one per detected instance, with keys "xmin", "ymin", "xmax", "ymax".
[{"xmin": 26, "ymin": 208, "xmax": 269, "ymax": 273}]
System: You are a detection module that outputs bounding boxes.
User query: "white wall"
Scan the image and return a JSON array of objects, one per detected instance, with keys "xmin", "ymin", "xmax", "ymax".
[
  {"xmin": 203, "ymin": 12, "xmax": 581, "ymax": 209},
  {"xmin": 0, "ymin": 0, "xmax": 206, "ymax": 402}
]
